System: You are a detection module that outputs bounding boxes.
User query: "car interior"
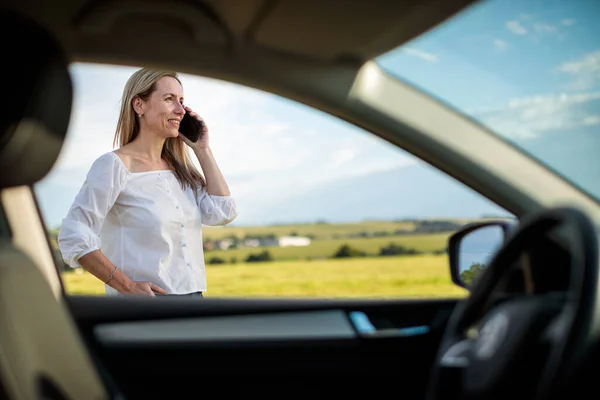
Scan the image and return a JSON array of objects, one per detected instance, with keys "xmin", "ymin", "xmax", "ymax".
[{"xmin": 1, "ymin": 1, "xmax": 599, "ymax": 399}]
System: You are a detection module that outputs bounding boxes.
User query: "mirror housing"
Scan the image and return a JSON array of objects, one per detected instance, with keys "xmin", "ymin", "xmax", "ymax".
[{"xmin": 448, "ymin": 220, "xmax": 514, "ymax": 290}]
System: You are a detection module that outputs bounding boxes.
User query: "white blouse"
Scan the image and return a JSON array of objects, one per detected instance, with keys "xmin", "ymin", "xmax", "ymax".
[{"xmin": 57, "ymin": 151, "xmax": 238, "ymax": 296}]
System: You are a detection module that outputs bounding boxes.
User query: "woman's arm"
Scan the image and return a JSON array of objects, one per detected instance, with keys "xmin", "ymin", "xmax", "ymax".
[
  {"xmin": 179, "ymin": 105, "xmax": 231, "ymax": 196},
  {"xmin": 78, "ymin": 250, "xmax": 166, "ymax": 296},
  {"xmin": 193, "ymin": 147, "xmax": 231, "ymax": 196},
  {"xmin": 178, "ymin": 106, "xmax": 237, "ymax": 225}
]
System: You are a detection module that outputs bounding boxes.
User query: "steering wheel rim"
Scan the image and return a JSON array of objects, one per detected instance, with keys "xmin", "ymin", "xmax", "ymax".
[{"xmin": 427, "ymin": 206, "xmax": 599, "ymax": 400}]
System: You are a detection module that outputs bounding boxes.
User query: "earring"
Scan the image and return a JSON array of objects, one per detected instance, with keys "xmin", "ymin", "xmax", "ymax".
[{"xmin": 138, "ymin": 114, "xmax": 143, "ymax": 117}]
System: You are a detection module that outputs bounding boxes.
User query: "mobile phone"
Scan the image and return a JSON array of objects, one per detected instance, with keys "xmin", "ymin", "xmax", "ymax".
[{"xmin": 179, "ymin": 111, "xmax": 203, "ymax": 142}]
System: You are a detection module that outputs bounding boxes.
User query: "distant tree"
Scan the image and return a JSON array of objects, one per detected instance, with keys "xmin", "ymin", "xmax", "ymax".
[
  {"xmin": 208, "ymin": 257, "xmax": 226, "ymax": 265},
  {"xmin": 333, "ymin": 244, "xmax": 366, "ymax": 258},
  {"xmin": 460, "ymin": 262, "xmax": 486, "ymax": 286},
  {"xmin": 379, "ymin": 243, "xmax": 419, "ymax": 256},
  {"xmin": 246, "ymin": 250, "xmax": 273, "ymax": 263},
  {"xmin": 373, "ymin": 231, "xmax": 390, "ymax": 237}
]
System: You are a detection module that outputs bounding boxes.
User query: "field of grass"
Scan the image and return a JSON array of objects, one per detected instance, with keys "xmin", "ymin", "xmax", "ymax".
[
  {"xmin": 55, "ymin": 218, "xmax": 474, "ymax": 299},
  {"xmin": 62, "ymin": 254, "xmax": 468, "ymax": 299},
  {"xmin": 205, "ymin": 232, "xmax": 450, "ymax": 262},
  {"xmin": 202, "ymin": 221, "xmax": 419, "ymax": 241}
]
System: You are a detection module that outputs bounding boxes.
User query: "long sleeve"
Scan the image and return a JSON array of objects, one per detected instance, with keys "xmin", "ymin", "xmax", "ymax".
[
  {"xmin": 58, "ymin": 152, "xmax": 128, "ymax": 268},
  {"xmin": 195, "ymin": 185, "xmax": 238, "ymax": 226}
]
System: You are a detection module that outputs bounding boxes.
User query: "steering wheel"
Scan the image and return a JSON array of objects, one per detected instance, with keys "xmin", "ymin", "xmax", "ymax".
[{"xmin": 427, "ymin": 206, "xmax": 599, "ymax": 400}]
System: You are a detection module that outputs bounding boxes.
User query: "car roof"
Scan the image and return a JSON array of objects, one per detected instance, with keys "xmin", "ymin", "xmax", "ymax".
[{"xmin": 6, "ymin": 0, "xmax": 476, "ymax": 64}]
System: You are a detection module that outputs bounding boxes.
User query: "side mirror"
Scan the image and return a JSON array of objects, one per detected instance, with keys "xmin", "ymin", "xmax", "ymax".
[{"xmin": 448, "ymin": 221, "xmax": 514, "ymax": 290}]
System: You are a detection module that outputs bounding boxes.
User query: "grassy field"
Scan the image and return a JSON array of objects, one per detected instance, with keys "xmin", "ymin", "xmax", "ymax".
[
  {"xmin": 56, "ymin": 219, "xmax": 473, "ymax": 298},
  {"xmin": 205, "ymin": 232, "xmax": 450, "ymax": 262},
  {"xmin": 202, "ymin": 221, "xmax": 419, "ymax": 241},
  {"xmin": 62, "ymin": 254, "xmax": 468, "ymax": 299},
  {"xmin": 200, "ymin": 218, "xmax": 505, "ymax": 241}
]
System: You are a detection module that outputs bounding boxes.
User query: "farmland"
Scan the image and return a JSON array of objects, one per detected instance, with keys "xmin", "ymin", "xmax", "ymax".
[
  {"xmin": 204, "ymin": 232, "xmax": 450, "ymax": 262},
  {"xmin": 62, "ymin": 254, "xmax": 468, "ymax": 298},
  {"xmin": 57, "ymin": 218, "xmax": 471, "ymax": 298},
  {"xmin": 201, "ymin": 220, "xmax": 420, "ymax": 241}
]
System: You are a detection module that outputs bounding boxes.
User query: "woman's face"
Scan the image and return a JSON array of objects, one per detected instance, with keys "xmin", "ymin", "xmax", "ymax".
[{"xmin": 139, "ymin": 76, "xmax": 185, "ymax": 139}]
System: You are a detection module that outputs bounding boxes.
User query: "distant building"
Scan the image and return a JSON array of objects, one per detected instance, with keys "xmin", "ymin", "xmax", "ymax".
[
  {"xmin": 214, "ymin": 238, "xmax": 235, "ymax": 250},
  {"xmin": 207, "ymin": 235, "xmax": 312, "ymax": 250},
  {"xmin": 243, "ymin": 238, "xmax": 262, "ymax": 248},
  {"xmin": 278, "ymin": 236, "xmax": 311, "ymax": 247}
]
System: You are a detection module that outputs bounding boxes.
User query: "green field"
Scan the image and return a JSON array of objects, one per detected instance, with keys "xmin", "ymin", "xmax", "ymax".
[
  {"xmin": 202, "ymin": 220, "xmax": 420, "ymax": 241},
  {"xmin": 62, "ymin": 254, "xmax": 468, "ymax": 299},
  {"xmin": 200, "ymin": 217, "xmax": 506, "ymax": 241},
  {"xmin": 205, "ymin": 232, "xmax": 450, "ymax": 262},
  {"xmin": 55, "ymin": 219, "xmax": 474, "ymax": 299}
]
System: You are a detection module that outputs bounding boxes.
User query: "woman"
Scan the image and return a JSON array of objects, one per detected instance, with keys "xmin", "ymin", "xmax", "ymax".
[{"xmin": 58, "ymin": 68, "xmax": 237, "ymax": 297}]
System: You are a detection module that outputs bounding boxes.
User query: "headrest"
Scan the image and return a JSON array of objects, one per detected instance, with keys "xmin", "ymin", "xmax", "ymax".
[{"xmin": 0, "ymin": 8, "xmax": 72, "ymax": 188}]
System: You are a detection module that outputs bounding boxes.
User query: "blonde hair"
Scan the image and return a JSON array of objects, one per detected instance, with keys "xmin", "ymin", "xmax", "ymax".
[{"xmin": 114, "ymin": 68, "xmax": 205, "ymax": 192}]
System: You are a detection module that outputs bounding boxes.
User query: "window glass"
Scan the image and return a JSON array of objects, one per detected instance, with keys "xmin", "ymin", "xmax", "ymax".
[
  {"xmin": 35, "ymin": 62, "xmax": 513, "ymax": 299},
  {"xmin": 376, "ymin": 0, "xmax": 600, "ymax": 203}
]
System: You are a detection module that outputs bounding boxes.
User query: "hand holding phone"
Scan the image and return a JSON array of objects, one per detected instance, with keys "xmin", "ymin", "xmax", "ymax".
[{"xmin": 179, "ymin": 111, "xmax": 203, "ymax": 143}]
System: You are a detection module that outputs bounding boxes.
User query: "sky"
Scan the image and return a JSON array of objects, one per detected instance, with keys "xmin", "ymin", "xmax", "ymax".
[
  {"xmin": 34, "ymin": 0, "xmax": 600, "ymax": 229},
  {"xmin": 377, "ymin": 0, "xmax": 600, "ymax": 198}
]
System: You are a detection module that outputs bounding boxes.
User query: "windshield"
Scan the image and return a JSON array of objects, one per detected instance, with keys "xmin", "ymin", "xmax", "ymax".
[{"xmin": 376, "ymin": 0, "xmax": 600, "ymax": 203}]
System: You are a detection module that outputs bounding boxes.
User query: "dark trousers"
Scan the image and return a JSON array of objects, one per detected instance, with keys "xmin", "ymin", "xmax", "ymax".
[{"xmin": 156, "ymin": 291, "xmax": 203, "ymax": 297}]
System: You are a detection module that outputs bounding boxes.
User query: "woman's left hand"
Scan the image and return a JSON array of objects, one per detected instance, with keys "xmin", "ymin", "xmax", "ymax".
[{"xmin": 179, "ymin": 106, "xmax": 210, "ymax": 150}]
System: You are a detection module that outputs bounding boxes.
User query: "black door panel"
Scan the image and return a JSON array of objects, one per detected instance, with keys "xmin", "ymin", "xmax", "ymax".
[{"xmin": 66, "ymin": 296, "xmax": 458, "ymax": 399}]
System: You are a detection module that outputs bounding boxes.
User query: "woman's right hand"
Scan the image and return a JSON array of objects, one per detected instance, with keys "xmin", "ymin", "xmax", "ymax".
[
  {"xmin": 77, "ymin": 251, "xmax": 168, "ymax": 296},
  {"xmin": 123, "ymin": 281, "xmax": 168, "ymax": 296}
]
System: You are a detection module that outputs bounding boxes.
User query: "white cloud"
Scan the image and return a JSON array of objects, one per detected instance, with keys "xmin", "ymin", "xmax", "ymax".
[
  {"xmin": 470, "ymin": 91, "xmax": 600, "ymax": 140},
  {"xmin": 493, "ymin": 39, "xmax": 509, "ymax": 51},
  {"xmin": 583, "ymin": 115, "xmax": 600, "ymax": 125},
  {"xmin": 325, "ymin": 147, "xmax": 358, "ymax": 170},
  {"xmin": 506, "ymin": 20, "xmax": 528, "ymax": 35},
  {"xmin": 530, "ymin": 23, "xmax": 562, "ymax": 43},
  {"xmin": 401, "ymin": 47, "xmax": 438, "ymax": 62},
  {"xmin": 558, "ymin": 50, "xmax": 600, "ymax": 91},
  {"xmin": 506, "ymin": 15, "xmax": 573, "ymax": 42},
  {"xmin": 533, "ymin": 23, "xmax": 557, "ymax": 35}
]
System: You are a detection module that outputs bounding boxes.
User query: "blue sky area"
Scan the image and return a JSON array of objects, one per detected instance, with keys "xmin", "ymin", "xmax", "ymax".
[
  {"xmin": 377, "ymin": 0, "xmax": 600, "ymax": 200},
  {"xmin": 378, "ymin": 0, "xmax": 600, "ymax": 108},
  {"xmin": 35, "ymin": 0, "xmax": 599, "ymax": 228}
]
